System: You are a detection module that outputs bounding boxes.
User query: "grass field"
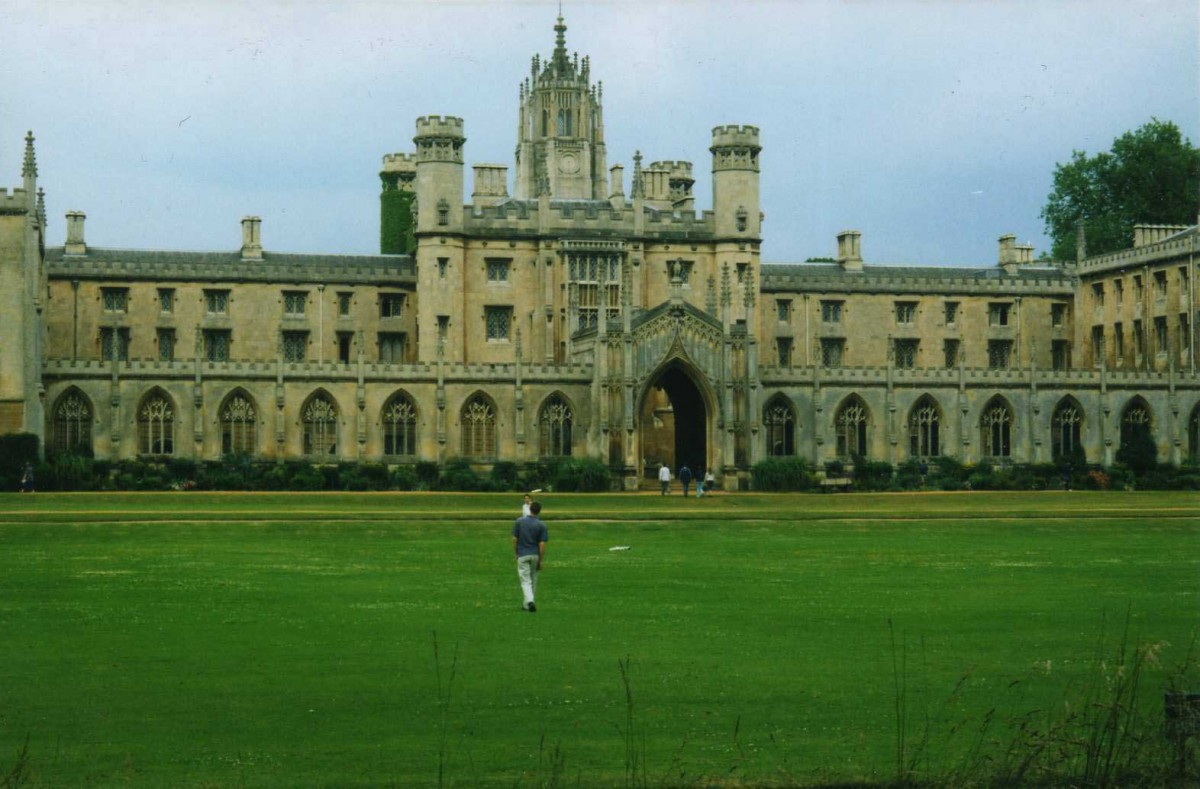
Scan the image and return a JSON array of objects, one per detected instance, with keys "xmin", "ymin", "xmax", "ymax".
[{"xmin": 0, "ymin": 491, "xmax": 1196, "ymax": 787}]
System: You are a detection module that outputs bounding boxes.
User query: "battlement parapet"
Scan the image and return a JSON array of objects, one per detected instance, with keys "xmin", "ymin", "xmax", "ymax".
[
  {"xmin": 382, "ymin": 153, "xmax": 418, "ymax": 171},
  {"xmin": 461, "ymin": 199, "xmax": 716, "ymax": 239},
  {"xmin": 437, "ymin": 361, "xmax": 593, "ymax": 381},
  {"xmin": 649, "ymin": 160, "xmax": 693, "ymax": 174},
  {"xmin": 760, "ymin": 265, "xmax": 1075, "ymax": 296},
  {"xmin": 414, "ymin": 115, "xmax": 465, "ymax": 138},
  {"xmin": 711, "ymin": 125, "xmax": 761, "ymax": 148},
  {"xmin": 756, "ymin": 365, "xmax": 1194, "ymax": 390},
  {"xmin": 0, "ymin": 187, "xmax": 29, "ymax": 215},
  {"xmin": 1078, "ymin": 229, "xmax": 1198, "ymax": 276},
  {"xmin": 45, "ymin": 248, "xmax": 417, "ymax": 284}
]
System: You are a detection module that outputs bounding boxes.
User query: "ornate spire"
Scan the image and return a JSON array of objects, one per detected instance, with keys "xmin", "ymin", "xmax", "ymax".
[
  {"xmin": 22, "ymin": 130, "xmax": 37, "ymax": 179},
  {"xmin": 742, "ymin": 267, "xmax": 755, "ymax": 309},
  {"xmin": 631, "ymin": 151, "xmax": 645, "ymax": 198},
  {"xmin": 553, "ymin": 13, "xmax": 569, "ymax": 71},
  {"xmin": 36, "ymin": 187, "xmax": 46, "ymax": 225}
]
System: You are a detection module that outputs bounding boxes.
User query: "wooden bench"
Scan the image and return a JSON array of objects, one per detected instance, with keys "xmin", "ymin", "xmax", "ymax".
[{"xmin": 819, "ymin": 477, "xmax": 853, "ymax": 492}]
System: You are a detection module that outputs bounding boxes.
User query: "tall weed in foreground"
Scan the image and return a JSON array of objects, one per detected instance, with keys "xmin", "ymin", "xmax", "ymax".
[
  {"xmin": 431, "ymin": 631, "xmax": 461, "ymax": 789},
  {"xmin": 618, "ymin": 656, "xmax": 648, "ymax": 788},
  {"xmin": 889, "ymin": 610, "xmax": 1200, "ymax": 788},
  {"xmin": 983, "ymin": 609, "xmax": 1190, "ymax": 787},
  {"xmin": 1, "ymin": 735, "xmax": 31, "ymax": 788},
  {"xmin": 533, "ymin": 734, "xmax": 568, "ymax": 789}
]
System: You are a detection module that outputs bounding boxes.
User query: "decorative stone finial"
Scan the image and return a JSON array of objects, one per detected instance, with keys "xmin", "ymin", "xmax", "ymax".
[
  {"xmin": 553, "ymin": 14, "xmax": 568, "ymax": 70},
  {"xmin": 631, "ymin": 151, "xmax": 645, "ymax": 198},
  {"xmin": 22, "ymin": 131, "xmax": 37, "ymax": 179}
]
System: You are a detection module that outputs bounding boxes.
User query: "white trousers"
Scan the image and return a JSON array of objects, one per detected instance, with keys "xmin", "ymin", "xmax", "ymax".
[{"xmin": 516, "ymin": 554, "xmax": 539, "ymax": 608}]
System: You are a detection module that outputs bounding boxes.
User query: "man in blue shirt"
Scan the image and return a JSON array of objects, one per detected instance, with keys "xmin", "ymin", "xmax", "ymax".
[{"xmin": 512, "ymin": 500, "xmax": 548, "ymax": 612}]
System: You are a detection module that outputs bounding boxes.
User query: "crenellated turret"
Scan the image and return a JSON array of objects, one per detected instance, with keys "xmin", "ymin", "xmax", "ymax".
[
  {"xmin": 413, "ymin": 116, "xmax": 466, "ymax": 235},
  {"xmin": 380, "ymin": 153, "xmax": 417, "ymax": 254},
  {"xmin": 647, "ymin": 160, "xmax": 695, "ymax": 211},
  {"xmin": 412, "ymin": 117, "xmax": 467, "ymax": 363},
  {"xmin": 711, "ymin": 125, "xmax": 761, "ymax": 240}
]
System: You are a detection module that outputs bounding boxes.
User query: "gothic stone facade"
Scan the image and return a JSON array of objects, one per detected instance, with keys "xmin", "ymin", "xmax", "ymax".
[{"xmin": 3, "ymin": 17, "xmax": 1199, "ymax": 489}]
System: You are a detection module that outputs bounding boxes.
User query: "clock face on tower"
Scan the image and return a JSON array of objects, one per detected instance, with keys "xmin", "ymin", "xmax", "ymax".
[{"xmin": 558, "ymin": 153, "xmax": 579, "ymax": 174}]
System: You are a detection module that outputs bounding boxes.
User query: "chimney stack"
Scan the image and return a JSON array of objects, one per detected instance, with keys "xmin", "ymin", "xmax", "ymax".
[
  {"xmin": 998, "ymin": 233, "xmax": 1016, "ymax": 265},
  {"xmin": 609, "ymin": 164, "xmax": 625, "ymax": 209},
  {"xmin": 241, "ymin": 216, "xmax": 262, "ymax": 260},
  {"xmin": 1132, "ymin": 223, "xmax": 1189, "ymax": 248},
  {"xmin": 837, "ymin": 230, "xmax": 862, "ymax": 272},
  {"xmin": 64, "ymin": 211, "xmax": 86, "ymax": 255},
  {"xmin": 471, "ymin": 164, "xmax": 509, "ymax": 208},
  {"xmin": 998, "ymin": 233, "xmax": 1034, "ymax": 274}
]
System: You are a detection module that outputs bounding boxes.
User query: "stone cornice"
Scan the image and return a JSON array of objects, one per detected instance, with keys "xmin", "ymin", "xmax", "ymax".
[{"xmin": 46, "ymin": 248, "xmax": 416, "ymax": 284}]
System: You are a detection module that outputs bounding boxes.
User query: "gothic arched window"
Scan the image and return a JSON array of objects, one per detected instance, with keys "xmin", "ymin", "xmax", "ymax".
[
  {"xmin": 1051, "ymin": 398, "xmax": 1084, "ymax": 461},
  {"xmin": 52, "ymin": 389, "xmax": 93, "ymax": 456},
  {"xmin": 1117, "ymin": 398, "xmax": 1154, "ymax": 466},
  {"xmin": 835, "ymin": 396, "xmax": 869, "ymax": 459},
  {"xmin": 382, "ymin": 391, "xmax": 418, "ymax": 457},
  {"xmin": 138, "ymin": 389, "xmax": 175, "ymax": 456},
  {"xmin": 539, "ymin": 394, "xmax": 573, "ymax": 457},
  {"xmin": 908, "ymin": 395, "xmax": 941, "ymax": 458},
  {"xmin": 221, "ymin": 390, "xmax": 258, "ymax": 456},
  {"xmin": 764, "ymin": 395, "xmax": 796, "ymax": 457},
  {"xmin": 302, "ymin": 392, "xmax": 338, "ymax": 457},
  {"xmin": 461, "ymin": 394, "xmax": 496, "ymax": 458},
  {"xmin": 980, "ymin": 397, "xmax": 1013, "ymax": 459}
]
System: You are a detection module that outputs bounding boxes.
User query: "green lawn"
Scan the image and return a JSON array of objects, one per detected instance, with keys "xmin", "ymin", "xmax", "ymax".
[{"xmin": 0, "ymin": 491, "xmax": 1196, "ymax": 787}]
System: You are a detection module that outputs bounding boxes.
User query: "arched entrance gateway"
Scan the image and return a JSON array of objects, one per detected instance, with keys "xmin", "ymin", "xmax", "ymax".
[
  {"xmin": 638, "ymin": 360, "xmax": 709, "ymax": 480},
  {"xmin": 604, "ymin": 297, "xmax": 746, "ymax": 491}
]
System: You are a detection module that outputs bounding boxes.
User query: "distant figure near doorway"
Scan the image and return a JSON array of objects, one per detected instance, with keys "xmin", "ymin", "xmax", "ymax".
[{"xmin": 678, "ymin": 464, "xmax": 692, "ymax": 496}]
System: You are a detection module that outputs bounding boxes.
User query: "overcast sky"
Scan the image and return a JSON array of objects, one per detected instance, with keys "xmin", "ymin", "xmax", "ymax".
[{"xmin": 4, "ymin": 0, "xmax": 1197, "ymax": 266}]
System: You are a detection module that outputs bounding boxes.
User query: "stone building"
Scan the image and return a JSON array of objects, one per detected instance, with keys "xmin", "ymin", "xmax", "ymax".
[{"xmin": 2, "ymin": 15, "xmax": 1198, "ymax": 488}]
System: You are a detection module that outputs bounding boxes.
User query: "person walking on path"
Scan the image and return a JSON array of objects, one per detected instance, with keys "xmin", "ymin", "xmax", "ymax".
[
  {"xmin": 512, "ymin": 500, "xmax": 548, "ymax": 612},
  {"xmin": 703, "ymin": 470, "xmax": 715, "ymax": 496},
  {"xmin": 678, "ymin": 464, "xmax": 692, "ymax": 497},
  {"xmin": 19, "ymin": 463, "xmax": 34, "ymax": 493},
  {"xmin": 658, "ymin": 463, "xmax": 671, "ymax": 495}
]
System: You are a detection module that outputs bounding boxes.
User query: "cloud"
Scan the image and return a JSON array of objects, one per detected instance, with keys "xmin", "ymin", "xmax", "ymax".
[{"xmin": 3, "ymin": 0, "xmax": 1196, "ymax": 263}]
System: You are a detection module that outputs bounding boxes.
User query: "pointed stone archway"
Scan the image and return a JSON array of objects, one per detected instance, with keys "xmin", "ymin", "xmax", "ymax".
[
  {"xmin": 617, "ymin": 298, "xmax": 730, "ymax": 489},
  {"xmin": 637, "ymin": 357, "xmax": 714, "ymax": 481}
]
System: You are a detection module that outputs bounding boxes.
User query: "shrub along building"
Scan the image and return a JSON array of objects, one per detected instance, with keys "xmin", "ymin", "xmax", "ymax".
[{"xmin": 2, "ymin": 15, "xmax": 1198, "ymax": 489}]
